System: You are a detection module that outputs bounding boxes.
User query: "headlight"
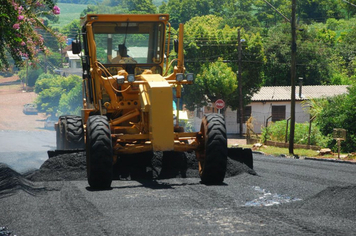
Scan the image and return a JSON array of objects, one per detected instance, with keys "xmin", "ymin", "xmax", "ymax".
[
  {"xmin": 115, "ymin": 75, "xmax": 125, "ymax": 84},
  {"xmin": 176, "ymin": 73, "xmax": 184, "ymax": 82},
  {"xmin": 128, "ymin": 74, "xmax": 135, "ymax": 82},
  {"xmin": 186, "ymin": 73, "xmax": 194, "ymax": 81}
]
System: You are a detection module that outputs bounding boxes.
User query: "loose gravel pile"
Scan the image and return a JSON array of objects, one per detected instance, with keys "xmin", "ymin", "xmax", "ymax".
[
  {"xmin": 25, "ymin": 152, "xmax": 87, "ymax": 182},
  {"xmin": 2, "ymin": 151, "xmax": 256, "ymax": 184},
  {"xmin": 0, "ymin": 163, "xmax": 45, "ymax": 197},
  {"xmin": 290, "ymin": 185, "xmax": 356, "ymax": 220}
]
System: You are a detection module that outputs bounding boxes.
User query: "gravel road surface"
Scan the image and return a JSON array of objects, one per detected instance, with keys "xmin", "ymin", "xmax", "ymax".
[{"xmin": 0, "ymin": 153, "xmax": 355, "ymax": 236}]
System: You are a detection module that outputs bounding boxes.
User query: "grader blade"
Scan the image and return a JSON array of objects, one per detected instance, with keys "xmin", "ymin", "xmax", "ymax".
[
  {"xmin": 47, "ymin": 149, "xmax": 85, "ymax": 158},
  {"xmin": 227, "ymin": 147, "xmax": 253, "ymax": 169}
]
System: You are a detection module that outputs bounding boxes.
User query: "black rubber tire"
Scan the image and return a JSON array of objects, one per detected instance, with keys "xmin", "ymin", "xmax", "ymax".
[
  {"xmin": 65, "ymin": 115, "xmax": 85, "ymax": 149},
  {"xmin": 86, "ymin": 115, "xmax": 113, "ymax": 189},
  {"xmin": 56, "ymin": 115, "xmax": 84, "ymax": 150},
  {"xmin": 197, "ymin": 113, "xmax": 227, "ymax": 184}
]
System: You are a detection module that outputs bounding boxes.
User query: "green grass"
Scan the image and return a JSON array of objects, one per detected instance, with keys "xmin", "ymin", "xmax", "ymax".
[
  {"xmin": 49, "ymin": 1, "xmax": 168, "ymax": 29},
  {"xmin": 50, "ymin": 3, "xmax": 87, "ymax": 29},
  {"xmin": 239, "ymin": 144, "xmax": 319, "ymax": 157}
]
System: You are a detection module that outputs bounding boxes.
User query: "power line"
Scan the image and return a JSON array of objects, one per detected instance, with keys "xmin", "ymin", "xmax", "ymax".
[{"xmin": 343, "ymin": 0, "xmax": 356, "ymax": 8}]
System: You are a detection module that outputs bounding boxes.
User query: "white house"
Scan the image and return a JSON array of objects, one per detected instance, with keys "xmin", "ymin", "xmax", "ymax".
[
  {"xmin": 54, "ymin": 51, "xmax": 82, "ymax": 77},
  {"xmin": 193, "ymin": 85, "xmax": 349, "ymax": 134},
  {"xmin": 65, "ymin": 50, "xmax": 81, "ymax": 68}
]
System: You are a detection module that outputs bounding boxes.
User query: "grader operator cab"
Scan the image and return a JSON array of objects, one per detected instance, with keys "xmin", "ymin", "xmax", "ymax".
[{"xmin": 52, "ymin": 14, "xmax": 252, "ymax": 189}]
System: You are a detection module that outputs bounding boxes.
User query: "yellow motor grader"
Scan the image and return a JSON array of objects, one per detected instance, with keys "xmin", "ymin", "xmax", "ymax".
[{"xmin": 52, "ymin": 14, "xmax": 251, "ymax": 189}]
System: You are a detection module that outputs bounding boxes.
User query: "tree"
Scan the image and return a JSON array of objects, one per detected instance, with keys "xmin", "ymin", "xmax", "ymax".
[
  {"xmin": 220, "ymin": 0, "xmax": 260, "ymax": 31},
  {"xmin": 34, "ymin": 73, "xmax": 81, "ymax": 116},
  {"xmin": 159, "ymin": 0, "xmax": 224, "ymax": 28},
  {"xmin": 310, "ymin": 83, "xmax": 356, "ymax": 153},
  {"xmin": 183, "ymin": 15, "xmax": 237, "ymax": 74},
  {"xmin": 61, "ymin": 19, "xmax": 81, "ymax": 39},
  {"xmin": 183, "ymin": 58, "xmax": 237, "ymax": 111},
  {"xmin": 127, "ymin": 0, "xmax": 156, "ymax": 14},
  {"xmin": 18, "ymin": 66, "xmax": 43, "ymax": 87},
  {"xmin": 183, "ymin": 15, "xmax": 265, "ymax": 111},
  {"xmin": 298, "ymin": 0, "xmax": 343, "ymax": 23},
  {"xmin": 0, "ymin": 0, "xmax": 64, "ymax": 70},
  {"xmin": 254, "ymin": 0, "xmax": 291, "ymax": 28},
  {"xmin": 263, "ymin": 22, "xmax": 334, "ymax": 86},
  {"xmin": 58, "ymin": 79, "xmax": 82, "ymax": 116}
]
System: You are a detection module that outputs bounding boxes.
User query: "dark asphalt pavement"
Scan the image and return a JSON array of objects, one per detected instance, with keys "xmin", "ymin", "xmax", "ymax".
[{"xmin": 0, "ymin": 153, "xmax": 355, "ymax": 235}]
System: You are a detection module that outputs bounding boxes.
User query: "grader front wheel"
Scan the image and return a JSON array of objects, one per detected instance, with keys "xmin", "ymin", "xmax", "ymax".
[
  {"xmin": 197, "ymin": 114, "xmax": 227, "ymax": 184},
  {"xmin": 86, "ymin": 115, "xmax": 113, "ymax": 189}
]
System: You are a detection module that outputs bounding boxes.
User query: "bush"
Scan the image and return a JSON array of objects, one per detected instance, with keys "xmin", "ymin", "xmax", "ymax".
[
  {"xmin": 18, "ymin": 67, "xmax": 43, "ymax": 87},
  {"xmin": 34, "ymin": 73, "xmax": 82, "ymax": 116},
  {"xmin": 261, "ymin": 120, "xmax": 331, "ymax": 147},
  {"xmin": 312, "ymin": 84, "xmax": 356, "ymax": 153}
]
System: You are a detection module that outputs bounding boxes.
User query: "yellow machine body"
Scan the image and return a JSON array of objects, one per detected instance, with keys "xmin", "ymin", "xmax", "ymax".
[
  {"xmin": 140, "ymin": 74, "xmax": 174, "ymax": 151},
  {"xmin": 76, "ymin": 14, "xmax": 196, "ymax": 155},
  {"xmin": 53, "ymin": 13, "xmax": 236, "ymax": 188}
]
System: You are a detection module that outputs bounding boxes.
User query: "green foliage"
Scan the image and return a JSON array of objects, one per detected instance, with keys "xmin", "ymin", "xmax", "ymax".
[
  {"xmin": 159, "ymin": 0, "xmax": 223, "ymax": 28},
  {"xmin": 184, "ymin": 58, "xmax": 236, "ymax": 110},
  {"xmin": 0, "ymin": 0, "xmax": 64, "ymax": 70},
  {"xmin": 297, "ymin": 0, "xmax": 343, "ymax": 23},
  {"xmin": 60, "ymin": 19, "xmax": 81, "ymax": 38},
  {"xmin": 58, "ymin": 0, "xmax": 102, "ymax": 3},
  {"xmin": 312, "ymin": 84, "xmax": 356, "ymax": 152},
  {"xmin": 183, "ymin": 15, "xmax": 264, "ymax": 111},
  {"xmin": 254, "ymin": 0, "xmax": 291, "ymax": 28},
  {"xmin": 263, "ymin": 22, "xmax": 335, "ymax": 86},
  {"xmin": 58, "ymin": 80, "xmax": 82, "ymax": 115},
  {"xmin": 261, "ymin": 120, "xmax": 331, "ymax": 147},
  {"xmin": 127, "ymin": 0, "xmax": 157, "ymax": 13},
  {"xmin": 34, "ymin": 73, "xmax": 82, "ymax": 116},
  {"xmin": 18, "ymin": 66, "xmax": 43, "ymax": 87}
]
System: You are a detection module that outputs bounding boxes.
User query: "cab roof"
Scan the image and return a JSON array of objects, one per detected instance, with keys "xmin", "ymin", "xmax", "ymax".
[{"xmin": 80, "ymin": 14, "xmax": 170, "ymax": 27}]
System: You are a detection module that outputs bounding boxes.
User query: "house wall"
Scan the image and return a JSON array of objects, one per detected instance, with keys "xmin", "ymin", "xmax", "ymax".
[
  {"xmin": 69, "ymin": 59, "xmax": 81, "ymax": 68},
  {"xmin": 247, "ymin": 101, "xmax": 309, "ymax": 133},
  {"xmin": 192, "ymin": 101, "xmax": 310, "ymax": 134}
]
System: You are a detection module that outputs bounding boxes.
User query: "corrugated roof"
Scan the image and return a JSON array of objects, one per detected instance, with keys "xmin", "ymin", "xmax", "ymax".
[{"xmin": 251, "ymin": 85, "xmax": 349, "ymax": 101}]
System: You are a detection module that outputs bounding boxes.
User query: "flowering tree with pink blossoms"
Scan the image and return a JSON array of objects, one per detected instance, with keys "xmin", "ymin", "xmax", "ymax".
[{"xmin": 0, "ymin": 0, "xmax": 65, "ymax": 71}]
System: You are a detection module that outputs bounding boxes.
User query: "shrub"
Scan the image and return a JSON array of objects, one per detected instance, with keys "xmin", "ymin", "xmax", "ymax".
[{"xmin": 261, "ymin": 120, "xmax": 331, "ymax": 147}]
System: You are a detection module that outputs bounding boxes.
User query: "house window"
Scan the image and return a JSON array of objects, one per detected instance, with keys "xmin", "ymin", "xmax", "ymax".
[
  {"xmin": 272, "ymin": 105, "xmax": 285, "ymax": 122},
  {"xmin": 244, "ymin": 106, "xmax": 251, "ymax": 122},
  {"xmin": 237, "ymin": 106, "xmax": 252, "ymax": 123}
]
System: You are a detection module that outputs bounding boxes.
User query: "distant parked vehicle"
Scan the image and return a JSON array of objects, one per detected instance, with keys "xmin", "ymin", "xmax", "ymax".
[
  {"xmin": 23, "ymin": 103, "xmax": 38, "ymax": 115},
  {"xmin": 44, "ymin": 116, "xmax": 57, "ymax": 130}
]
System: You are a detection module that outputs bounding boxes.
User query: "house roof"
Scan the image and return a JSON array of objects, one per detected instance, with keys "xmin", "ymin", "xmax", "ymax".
[
  {"xmin": 65, "ymin": 51, "xmax": 81, "ymax": 60},
  {"xmin": 251, "ymin": 85, "xmax": 349, "ymax": 102}
]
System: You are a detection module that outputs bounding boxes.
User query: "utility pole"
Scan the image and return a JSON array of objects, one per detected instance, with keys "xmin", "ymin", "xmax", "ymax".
[
  {"xmin": 289, "ymin": 0, "xmax": 297, "ymax": 155},
  {"xmin": 238, "ymin": 28, "xmax": 243, "ymax": 137}
]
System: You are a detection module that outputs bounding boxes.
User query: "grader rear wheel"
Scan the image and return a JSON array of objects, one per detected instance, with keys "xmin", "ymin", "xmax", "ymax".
[
  {"xmin": 197, "ymin": 113, "xmax": 227, "ymax": 184},
  {"xmin": 56, "ymin": 116, "xmax": 84, "ymax": 150},
  {"xmin": 86, "ymin": 115, "xmax": 113, "ymax": 189}
]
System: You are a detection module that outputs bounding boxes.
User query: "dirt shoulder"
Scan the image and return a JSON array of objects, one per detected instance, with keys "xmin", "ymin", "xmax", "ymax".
[{"xmin": 0, "ymin": 75, "xmax": 47, "ymax": 131}]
